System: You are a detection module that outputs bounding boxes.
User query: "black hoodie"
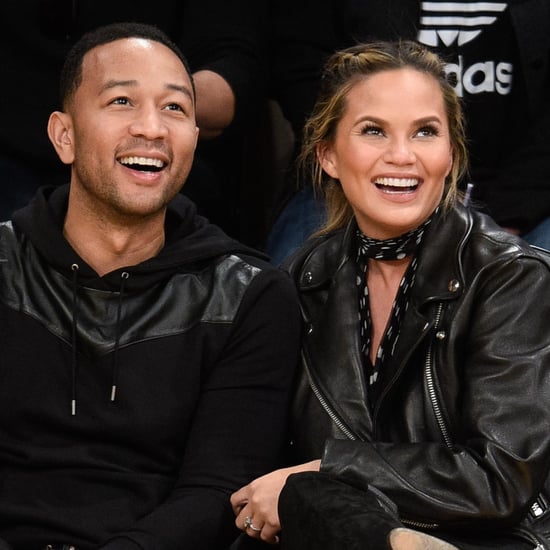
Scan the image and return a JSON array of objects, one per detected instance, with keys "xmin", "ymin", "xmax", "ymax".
[{"xmin": 0, "ymin": 185, "xmax": 300, "ymax": 550}]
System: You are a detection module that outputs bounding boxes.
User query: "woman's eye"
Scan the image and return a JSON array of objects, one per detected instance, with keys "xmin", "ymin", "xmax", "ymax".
[
  {"xmin": 417, "ymin": 126, "xmax": 439, "ymax": 137},
  {"xmin": 361, "ymin": 125, "xmax": 382, "ymax": 136}
]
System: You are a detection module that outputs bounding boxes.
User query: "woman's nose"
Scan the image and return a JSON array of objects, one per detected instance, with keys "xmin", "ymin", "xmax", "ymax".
[{"xmin": 383, "ymin": 138, "xmax": 416, "ymax": 165}]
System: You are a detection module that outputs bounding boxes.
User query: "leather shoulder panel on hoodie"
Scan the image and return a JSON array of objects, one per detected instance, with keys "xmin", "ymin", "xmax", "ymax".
[{"xmin": 0, "ymin": 222, "xmax": 262, "ymax": 357}]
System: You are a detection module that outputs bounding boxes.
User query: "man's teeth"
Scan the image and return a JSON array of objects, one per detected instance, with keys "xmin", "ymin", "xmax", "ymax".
[
  {"xmin": 375, "ymin": 177, "xmax": 419, "ymax": 188},
  {"xmin": 119, "ymin": 156, "xmax": 165, "ymax": 168}
]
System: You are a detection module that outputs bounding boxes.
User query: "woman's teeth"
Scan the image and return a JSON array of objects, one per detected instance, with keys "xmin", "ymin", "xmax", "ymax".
[{"xmin": 374, "ymin": 177, "xmax": 419, "ymax": 193}]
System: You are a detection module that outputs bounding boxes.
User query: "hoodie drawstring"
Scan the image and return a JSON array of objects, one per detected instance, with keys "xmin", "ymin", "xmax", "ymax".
[
  {"xmin": 69, "ymin": 267, "xmax": 129, "ymax": 415},
  {"xmin": 111, "ymin": 271, "xmax": 129, "ymax": 403},
  {"xmin": 70, "ymin": 263, "xmax": 80, "ymax": 416}
]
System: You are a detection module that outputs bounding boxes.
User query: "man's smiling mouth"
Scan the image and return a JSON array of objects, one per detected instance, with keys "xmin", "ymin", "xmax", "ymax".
[{"xmin": 119, "ymin": 156, "xmax": 166, "ymax": 172}]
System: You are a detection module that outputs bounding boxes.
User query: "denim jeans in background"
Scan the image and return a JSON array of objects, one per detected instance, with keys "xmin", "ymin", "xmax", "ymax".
[
  {"xmin": 523, "ymin": 217, "xmax": 550, "ymax": 251},
  {"xmin": 265, "ymin": 186, "xmax": 326, "ymax": 266}
]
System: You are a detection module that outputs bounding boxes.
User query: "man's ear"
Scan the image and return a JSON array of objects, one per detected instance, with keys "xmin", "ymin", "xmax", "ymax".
[
  {"xmin": 317, "ymin": 141, "xmax": 339, "ymax": 179},
  {"xmin": 47, "ymin": 111, "xmax": 75, "ymax": 165}
]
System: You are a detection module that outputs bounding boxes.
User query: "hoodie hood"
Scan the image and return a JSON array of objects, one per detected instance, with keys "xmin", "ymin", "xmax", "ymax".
[{"xmin": 12, "ymin": 185, "xmax": 267, "ymax": 291}]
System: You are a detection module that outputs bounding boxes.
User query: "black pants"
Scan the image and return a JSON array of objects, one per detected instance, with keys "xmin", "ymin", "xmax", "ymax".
[
  {"xmin": 277, "ymin": 472, "xmax": 536, "ymax": 550},
  {"xmin": 279, "ymin": 472, "xmax": 400, "ymax": 549}
]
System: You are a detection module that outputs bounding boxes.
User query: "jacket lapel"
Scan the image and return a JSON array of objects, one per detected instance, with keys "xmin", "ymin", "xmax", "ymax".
[{"xmin": 299, "ymin": 227, "xmax": 373, "ymax": 440}]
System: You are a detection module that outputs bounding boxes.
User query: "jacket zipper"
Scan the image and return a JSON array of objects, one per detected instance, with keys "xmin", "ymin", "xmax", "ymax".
[
  {"xmin": 511, "ymin": 525, "xmax": 548, "ymax": 549},
  {"xmin": 424, "ymin": 302, "xmax": 453, "ymax": 449},
  {"xmin": 303, "ymin": 352, "xmax": 358, "ymax": 441},
  {"xmin": 526, "ymin": 494, "xmax": 550, "ymax": 549},
  {"xmin": 403, "ymin": 303, "xmax": 448, "ymax": 531}
]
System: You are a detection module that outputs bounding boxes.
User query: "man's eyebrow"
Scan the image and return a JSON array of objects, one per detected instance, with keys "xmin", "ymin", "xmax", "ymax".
[
  {"xmin": 101, "ymin": 79, "xmax": 194, "ymax": 102},
  {"xmin": 102, "ymin": 79, "xmax": 137, "ymax": 91},
  {"xmin": 166, "ymin": 83, "xmax": 194, "ymax": 102}
]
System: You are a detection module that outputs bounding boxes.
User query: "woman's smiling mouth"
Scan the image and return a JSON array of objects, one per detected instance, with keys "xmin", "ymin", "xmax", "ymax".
[{"xmin": 374, "ymin": 177, "xmax": 420, "ymax": 194}]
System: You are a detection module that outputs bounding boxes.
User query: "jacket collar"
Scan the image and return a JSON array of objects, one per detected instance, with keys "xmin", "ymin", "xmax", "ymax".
[
  {"xmin": 297, "ymin": 203, "xmax": 472, "ymax": 306},
  {"xmin": 412, "ymin": 204, "xmax": 471, "ymax": 306}
]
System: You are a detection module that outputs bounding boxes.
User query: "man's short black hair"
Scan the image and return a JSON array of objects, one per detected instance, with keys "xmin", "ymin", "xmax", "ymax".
[{"xmin": 59, "ymin": 21, "xmax": 195, "ymax": 108}]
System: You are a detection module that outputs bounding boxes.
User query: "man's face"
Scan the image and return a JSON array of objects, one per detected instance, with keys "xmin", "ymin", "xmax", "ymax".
[{"xmin": 58, "ymin": 37, "xmax": 198, "ymax": 221}]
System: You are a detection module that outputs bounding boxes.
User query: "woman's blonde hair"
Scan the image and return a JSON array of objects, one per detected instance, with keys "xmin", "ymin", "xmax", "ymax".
[{"xmin": 299, "ymin": 40, "xmax": 469, "ymax": 234}]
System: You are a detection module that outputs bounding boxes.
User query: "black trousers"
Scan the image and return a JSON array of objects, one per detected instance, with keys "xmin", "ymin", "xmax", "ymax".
[
  {"xmin": 279, "ymin": 472, "xmax": 400, "ymax": 549},
  {"xmin": 277, "ymin": 472, "xmax": 536, "ymax": 550}
]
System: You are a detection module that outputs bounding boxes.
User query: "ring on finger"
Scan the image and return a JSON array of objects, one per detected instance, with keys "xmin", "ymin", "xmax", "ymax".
[{"xmin": 243, "ymin": 516, "xmax": 262, "ymax": 532}]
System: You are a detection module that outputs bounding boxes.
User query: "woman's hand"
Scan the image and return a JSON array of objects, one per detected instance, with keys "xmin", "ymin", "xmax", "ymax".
[{"xmin": 231, "ymin": 460, "xmax": 321, "ymax": 544}]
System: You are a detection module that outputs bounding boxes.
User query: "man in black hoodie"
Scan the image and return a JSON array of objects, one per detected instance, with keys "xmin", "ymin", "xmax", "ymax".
[{"xmin": 0, "ymin": 22, "xmax": 300, "ymax": 550}]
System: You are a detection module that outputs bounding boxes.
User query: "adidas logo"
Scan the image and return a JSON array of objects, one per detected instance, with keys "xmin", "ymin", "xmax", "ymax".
[
  {"xmin": 444, "ymin": 55, "xmax": 512, "ymax": 97},
  {"xmin": 418, "ymin": 1, "xmax": 507, "ymax": 47}
]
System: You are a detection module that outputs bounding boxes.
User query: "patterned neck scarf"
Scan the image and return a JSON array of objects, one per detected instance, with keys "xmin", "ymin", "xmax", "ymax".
[{"xmin": 356, "ymin": 212, "xmax": 435, "ymax": 402}]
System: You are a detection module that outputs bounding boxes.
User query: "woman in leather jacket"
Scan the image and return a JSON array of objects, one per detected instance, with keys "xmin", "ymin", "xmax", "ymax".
[{"xmin": 231, "ymin": 40, "xmax": 550, "ymax": 549}]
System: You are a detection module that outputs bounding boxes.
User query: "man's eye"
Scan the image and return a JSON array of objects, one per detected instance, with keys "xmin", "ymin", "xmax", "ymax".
[
  {"xmin": 112, "ymin": 97, "xmax": 130, "ymax": 105},
  {"xmin": 165, "ymin": 103, "xmax": 184, "ymax": 112}
]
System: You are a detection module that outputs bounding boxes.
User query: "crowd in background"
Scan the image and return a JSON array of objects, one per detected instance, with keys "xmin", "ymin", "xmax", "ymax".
[{"xmin": 2, "ymin": 1, "xmax": 549, "ymax": 259}]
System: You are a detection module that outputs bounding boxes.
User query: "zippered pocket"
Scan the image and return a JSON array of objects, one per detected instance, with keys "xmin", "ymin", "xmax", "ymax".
[{"xmin": 511, "ymin": 525, "xmax": 549, "ymax": 549}]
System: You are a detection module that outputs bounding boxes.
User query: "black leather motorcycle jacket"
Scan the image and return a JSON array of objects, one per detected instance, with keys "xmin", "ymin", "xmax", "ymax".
[{"xmin": 286, "ymin": 203, "xmax": 550, "ymax": 547}]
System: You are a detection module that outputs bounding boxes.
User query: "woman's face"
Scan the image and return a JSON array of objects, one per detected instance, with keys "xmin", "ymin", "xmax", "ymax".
[{"xmin": 319, "ymin": 68, "xmax": 453, "ymax": 239}]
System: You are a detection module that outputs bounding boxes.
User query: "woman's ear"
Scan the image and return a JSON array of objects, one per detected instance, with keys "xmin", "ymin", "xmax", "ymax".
[
  {"xmin": 47, "ymin": 111, "xmax": 75, "ymax": 165},
  {"xmin": 317, "ymin": 141, "xmax": 339, "ymax": 180},
  {"xmin": 447, "ymin": 148, "xmax": 453, "ymax": 177}
]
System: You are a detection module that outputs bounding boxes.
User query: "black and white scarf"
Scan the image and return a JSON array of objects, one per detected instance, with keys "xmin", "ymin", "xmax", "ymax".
[{"xmin": 356, "ymin": 212, "xmax": 435, "ymax": 400}]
